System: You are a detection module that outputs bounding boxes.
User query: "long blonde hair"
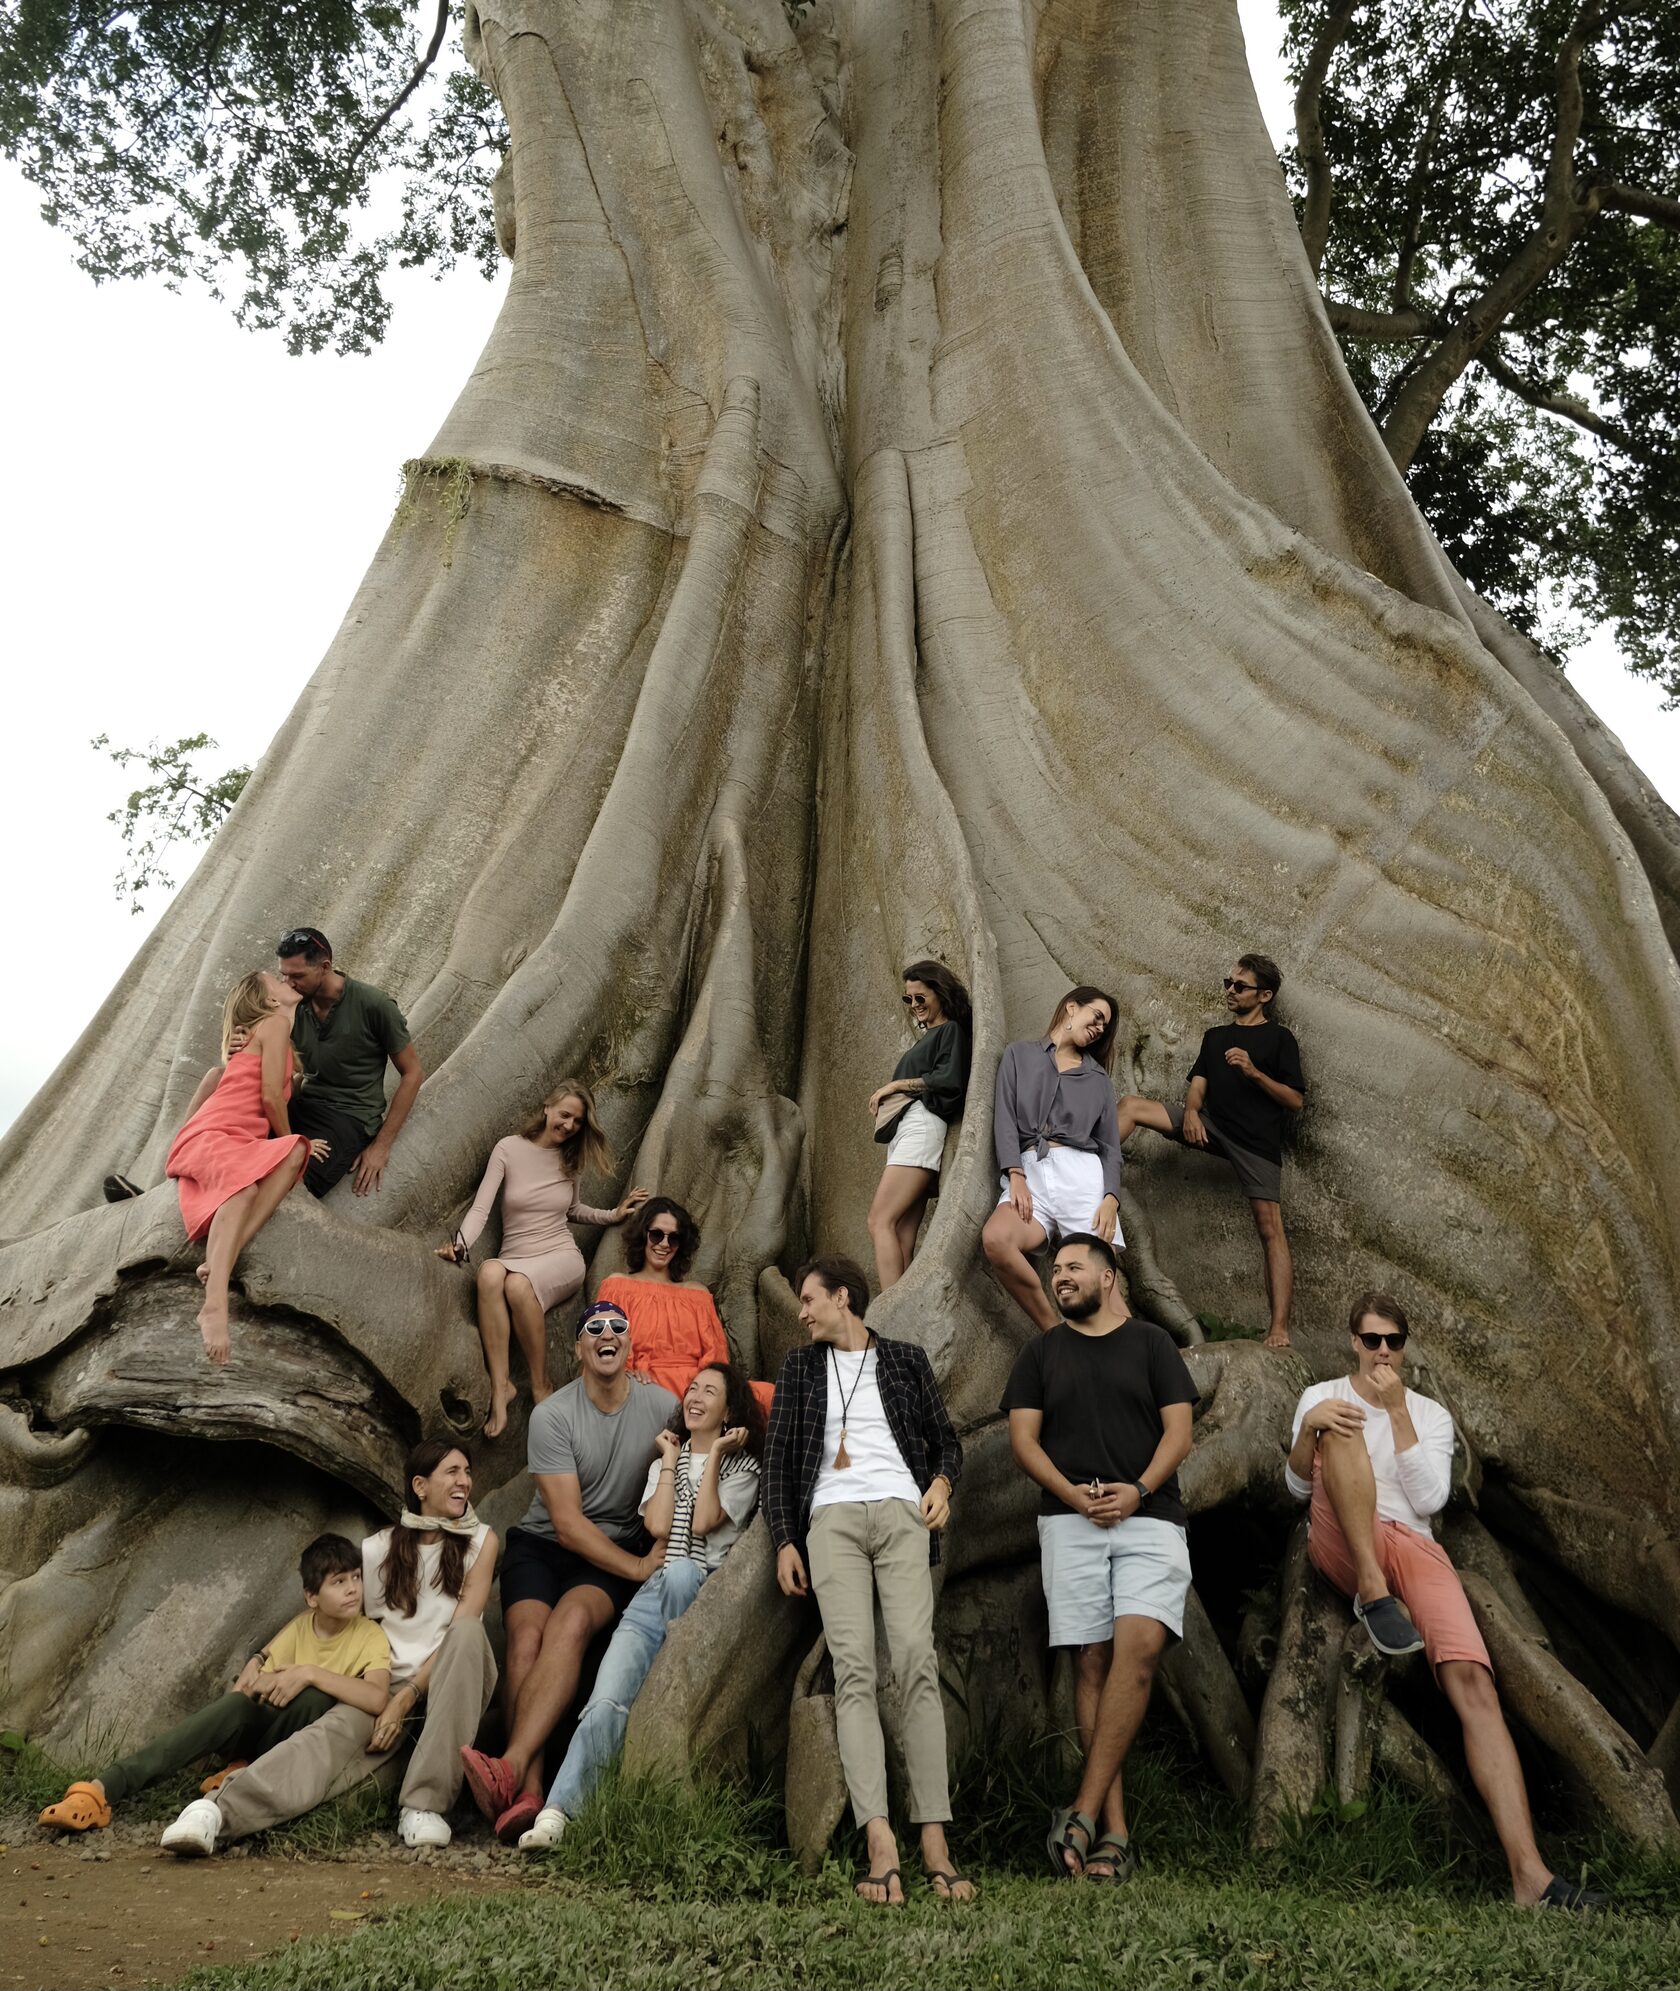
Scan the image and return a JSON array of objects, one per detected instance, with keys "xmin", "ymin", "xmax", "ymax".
[
  {"xmin": 519, "ymin": 1078, "xmax": 613, "ymax": 1183},
  {"xmin": 221, "ymin": 971, "xmax": 278, "ymax": 1060}
]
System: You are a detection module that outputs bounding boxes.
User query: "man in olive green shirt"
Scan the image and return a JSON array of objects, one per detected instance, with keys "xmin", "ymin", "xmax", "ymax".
[{"xmin": 276, "ymin": 927, "xmax": 423, "ymax": 1197}]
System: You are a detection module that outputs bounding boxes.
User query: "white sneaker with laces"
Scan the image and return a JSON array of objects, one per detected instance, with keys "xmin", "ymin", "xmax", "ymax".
[
  {"xmin": 160, "ymin": 1798, "xmax": 222, "ymax": 1857},
  {"xmin": 517, "ymin": 1806, "xmax": 568, "ymax": 1851},
  {"xmin": 399, "ymin": 1807, "xmax": 452, "ymax": 1849}
]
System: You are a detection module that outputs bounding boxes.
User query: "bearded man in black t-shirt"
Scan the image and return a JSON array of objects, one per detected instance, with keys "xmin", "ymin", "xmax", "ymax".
[
  {"xmin": 1118, "ymin": 953, "xmax": 1305, "ymax": 1350},
  {"xmin": 1001, "ymin": 1235, "xmax": 1198, "ymax": 1884}
]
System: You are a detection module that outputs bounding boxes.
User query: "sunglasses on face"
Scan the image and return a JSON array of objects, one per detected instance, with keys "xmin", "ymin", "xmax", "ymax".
[
  {"xmin": 902, "ymin": 993, "xmax": 931, "ymax": 1007},
  {"xmin": 646, "ymin": 1227, "xmax": 680, "ymax": 1246},
  {"xmin": 582, "ymin": 1318, "xmax": 630, "ymax": 1337},
  {"xmin": 1223, "ymin": 977, "xmax": 1259, "ymax": 993},
  {"xmin": 1356, "ymin": 1330, "xmax": 1407, "ymax": 1351}
]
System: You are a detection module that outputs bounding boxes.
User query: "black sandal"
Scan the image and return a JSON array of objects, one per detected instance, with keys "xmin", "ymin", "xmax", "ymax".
[
  {"xmin": 925, "ymin": 1867, "xmax": 976, "ymax": 1901},
  {"xmin": 854, "ymin": 1866, "xmax": 903, "ymax": 1907},
  {"xmin": 1537, "ymin": 1875, "xmax": 1608, "ymax": 1912},
  {"xmin": 1047, "ymin": 1806, "xmax": 1095, "ymax": 1878}
]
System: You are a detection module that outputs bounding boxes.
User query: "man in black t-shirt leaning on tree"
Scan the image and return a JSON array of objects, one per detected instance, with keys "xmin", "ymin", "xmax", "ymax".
[
  {"xmin": 1118, "ymin": 953, "xmax": 1305, "ymax": 1349},
  {"xmin": 1002, "ymin": 1234, "xmax": 1198, "ymax": 1885}
]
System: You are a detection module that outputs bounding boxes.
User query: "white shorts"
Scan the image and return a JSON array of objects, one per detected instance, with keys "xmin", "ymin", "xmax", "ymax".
[
  {"xmin": 884, "ymin": 1100, "xmax": 948, "ymax": 1172},
  {"xmin": 1038, "ymin": 1513, "xmax": 1191, "ymax": 1646},
  {"xmin": 996, "ymin": 1148, "xmax": 1122, "ymax": 1247}
]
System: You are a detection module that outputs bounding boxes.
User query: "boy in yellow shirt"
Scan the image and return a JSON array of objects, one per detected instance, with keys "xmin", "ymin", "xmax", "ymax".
[{"xmin": 39, "ymin": 1534, "xmax": 390, "ymax": 1834}]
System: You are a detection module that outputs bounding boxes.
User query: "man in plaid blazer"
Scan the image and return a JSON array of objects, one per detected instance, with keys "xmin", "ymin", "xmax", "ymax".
[{"xmin": 767, "ymin": 1255, "xmax": 972, "ymax": 1907}]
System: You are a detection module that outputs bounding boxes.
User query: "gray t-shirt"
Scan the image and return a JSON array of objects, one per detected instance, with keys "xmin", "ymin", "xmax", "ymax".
[{"xmin": 519, "ymin": 1377, "xmax": 679, "ymax": 1545}]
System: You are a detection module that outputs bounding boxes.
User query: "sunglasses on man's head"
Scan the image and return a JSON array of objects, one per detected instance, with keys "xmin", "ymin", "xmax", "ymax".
[
  {"xmin": 1356, "ymin": 1330, "xmax": 1407, "ymax": 1351},
  {"xmin": 278, "ymin": 929, "xmax": 328, "ymax": 956},
  {"xmin": 646, "ymin": 1227, "xmax": 680, "ymax": 1246},
  {"xmin": 1222, "ymin": 977, "xmax": 1259, "ymax": 992},
  {"xmin": 582, "ymin": 1317, "xmax": 630, "ymax": 1337}
]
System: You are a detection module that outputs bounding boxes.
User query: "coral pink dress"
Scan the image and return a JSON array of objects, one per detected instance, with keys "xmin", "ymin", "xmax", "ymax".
[
  {"xmin": 165, "ymin": 1046, "xmax": 308, "ymax": 1242},
  {"xmin": 596, "ymin": 1273, "xmax": 775, "ymax": 1415}
]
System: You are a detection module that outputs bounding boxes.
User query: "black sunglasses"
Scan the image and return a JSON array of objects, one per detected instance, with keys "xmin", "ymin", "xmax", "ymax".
[
  {"xmin": 1356, "ymin": 1330, "xmax": 1408, "ymax": 1351},
  {"xmin": 646, "ymin": 1226, "xmax": 680, "ymax": 1245},
  {"xmin": 902, "ymin": 992, "xmax": 932, "ymax": 1006},
  {"xmin": 278, "ymin": 928, "xmax": 330, "ymax": 957},
  {"xmin": 582, "ymin": 1317, "xmax": 630, "ymax": 1337},
  {"xmin": 1222, "ymin": 977, "xmax": 1259, "ymax": 993}
]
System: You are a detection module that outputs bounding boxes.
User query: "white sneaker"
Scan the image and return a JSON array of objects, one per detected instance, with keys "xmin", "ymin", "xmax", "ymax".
[
  {"xmin": 160, "ymin": 1798, "xmax": 222, "ymax": 1857},
  {"xmin": 517, "ymin": 1806, "xmax": 567, "ymax": 1851},
  {"xmin": 399, "ymin": 1807, "xmax": 452, "ymax": 1849}
]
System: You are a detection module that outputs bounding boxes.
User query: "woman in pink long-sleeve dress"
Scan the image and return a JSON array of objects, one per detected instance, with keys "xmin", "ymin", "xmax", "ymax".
[
  {"xmin": 166, "ymin": 971, "xmax": 328, "ymax": 1366},
  {"xmin": 438, "ymin": 1080, "xmax": 646, "ymax": 1437}
]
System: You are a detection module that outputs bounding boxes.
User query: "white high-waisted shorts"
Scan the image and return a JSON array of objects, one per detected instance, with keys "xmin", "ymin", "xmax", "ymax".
[
  {"xmin": 884, "ymin": 1100, "xmax": 948, "ymax": 1172},
  {"xmin": 996, "ymin": 1147, "xmax": 1122, "ymax": 1248}
]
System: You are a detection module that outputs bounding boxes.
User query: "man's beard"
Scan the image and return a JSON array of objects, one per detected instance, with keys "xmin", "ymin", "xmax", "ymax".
[{"xmin": 1059, "ymin": 1288, "xmax": 1101, "ymax": 1321}]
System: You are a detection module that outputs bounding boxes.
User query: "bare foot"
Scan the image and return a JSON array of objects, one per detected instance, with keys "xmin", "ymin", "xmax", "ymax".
[
  {"xmin": 484, "ymin": 1382, "xmax": 520, "ymax": 1439},
  {"xmin": 854, "ymin": 1868, "xmax": 904, "ymax": 1906},
  {"xmin": 1264, "ymin": 1329, "xmax": 1292, "ymax": 1351},
  {"xmin": 197, "ymin": 1301, "xmax": 231, "ymax": 1366},
  {"xmin": 531, "ymin": 1379, "xmax": 554, "ymax": 1405},
  {"xmin": 196, "ymin": 1263, "xmax": 211, "ymax": 1286}
]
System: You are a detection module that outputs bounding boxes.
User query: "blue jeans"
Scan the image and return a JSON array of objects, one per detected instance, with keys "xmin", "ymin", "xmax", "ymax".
[{"xmin": 545, "ymin": 1557, "xmax": 710, "ymax": 1817}]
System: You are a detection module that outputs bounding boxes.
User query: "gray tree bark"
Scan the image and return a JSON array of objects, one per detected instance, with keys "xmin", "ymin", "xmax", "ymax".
[{"xmin": 2, "ymin": 0, "xmax": 1677, "ymax": 1850}]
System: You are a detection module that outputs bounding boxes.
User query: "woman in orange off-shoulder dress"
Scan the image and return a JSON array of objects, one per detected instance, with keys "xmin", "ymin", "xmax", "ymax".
[
  {"xmin": 165, "ymin": 971, "xmax": 327, "ymax": 1367},
  {"xmin": 597, "ymin": 1199, "xmax": 775, "ymax": 1416}
]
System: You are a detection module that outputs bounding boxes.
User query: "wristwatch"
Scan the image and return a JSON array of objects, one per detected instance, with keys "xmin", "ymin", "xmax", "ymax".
[{"xmin": 1132, "ymin": 1480, "xmax": 1151, "ymax": 1505}]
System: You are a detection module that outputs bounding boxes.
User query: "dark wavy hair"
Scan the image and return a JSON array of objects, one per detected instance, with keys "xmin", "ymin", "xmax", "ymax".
[
  {"xmin": 902, "ymin": 959, "xmax": 972, "ymax": 1028},
  {"xmin": 1042, "ymin": 984, "xmax": 1120, "ymax": 1074},
  {"xmin": 625, "ymin": 1197, "xmax": 701, "ymax": 1283},
  {"xmin": 664, "ymin": 1360, "xmax": 768, "ymax": 1461},
  {"xmin": 1237, "ymin": 952, "xmax": 1283, "ymax": 1014},
  {"xmin": 1347, "ymin": 1291, "xmax": 1409, "ymax": 1340},
  {"xmin": 794, "ymin": 1254, "xmax": 871, "ymax": 1318},
  {"xmin": 378, "ymin": 1440, "xmax": 473, "ymax": 1620},
  {"xmin": 298, "ymin": 1532, "xmax": 361, "ymax": 1595}
]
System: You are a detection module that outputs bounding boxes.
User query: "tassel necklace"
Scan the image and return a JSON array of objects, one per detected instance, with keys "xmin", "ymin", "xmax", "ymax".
[{"xmin": 827, "ymin": 1332, "xmax": 877, "ymax": 1470}]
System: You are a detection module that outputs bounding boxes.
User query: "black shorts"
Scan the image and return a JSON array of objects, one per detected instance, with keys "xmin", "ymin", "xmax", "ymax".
[
  {"xmin": 289, "ymin": 1093, "xmax": 377, "ymax": 1197},
  {"xmin": 1164, "ymin": 1105, "xmax": 1283, "ymax": 1204},
  {"xmin": 499, "ymin": 1527, "xmax": 643, "ymax": 1616}
]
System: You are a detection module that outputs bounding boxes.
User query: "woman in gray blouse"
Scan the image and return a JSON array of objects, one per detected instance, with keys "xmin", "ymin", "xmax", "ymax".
[{"xmin": 982, "ymin": 986, "xmax": 1123, "ymax": 1331}]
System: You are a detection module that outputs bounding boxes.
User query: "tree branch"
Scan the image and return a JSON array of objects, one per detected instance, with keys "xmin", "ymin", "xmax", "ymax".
[
  {"xmin": 1476, "ymin": 342, "xmax": 1643, "ymax": 456},
  {"xmin": 1295, "ymin": 0, "xmax": 1361, "ymax": 279},
  {"xmin": 1393, "ymin": 0, "xmax": 1474, "ymax": 311},
  {"xmin": 1380, "ymin": 0, "xmax": 1611, "ymax": 473},
  {"xmin": 344, "ymin": 0, "xmax": 450, "ymax": 174},
  {"xmin": 1324, "ymin": 299, "xmax": 1437, "ymax": 339},
  {"xmin": 1595, "ymin": 182, "xmax": 1680, "ymax": 230}
]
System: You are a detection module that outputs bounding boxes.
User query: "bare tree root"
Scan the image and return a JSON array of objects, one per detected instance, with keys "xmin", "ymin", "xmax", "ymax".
[
  {"xmin": 1371, "ymin": 1700, "xmax": 1462, "ymax": 1811},
  {"xmin": 1332, "ymin": 1623, "xmax": 1404, "ymax": 1806},
  {"xmin": 1250, "ymin": 1520, "xmax": 1346, "ymax": 1847},
  {"xmin": 1117, "ymin": 1185, "xmax": 1203, "ymax": 1345},
  {"xmin": 1460, "ymin": 1572, "xmax": 1680, "ymax": 1848},
  {"xmin": 1179, "ymin": 1342, "xmax": 1303, "ymax": 1515},
  {"xmin": 1159, "ymin": 1586, "xmax": 1256, "ymax": 1800}
]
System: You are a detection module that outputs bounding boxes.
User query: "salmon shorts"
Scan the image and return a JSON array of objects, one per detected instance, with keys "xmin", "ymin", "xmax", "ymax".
[{"xmin": 1308, "ymin": 1476, "xmax": 1491, "ymax": 1678}]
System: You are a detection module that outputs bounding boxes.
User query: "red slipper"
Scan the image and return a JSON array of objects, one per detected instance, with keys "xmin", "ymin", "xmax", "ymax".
[
  {"xmin": 459, "ymin": 1746, "xmax": 517, "ymax": 1823},
  {"xmin": 495, "ymin": 1795, "xmax": 542, "ymax": 1845}
]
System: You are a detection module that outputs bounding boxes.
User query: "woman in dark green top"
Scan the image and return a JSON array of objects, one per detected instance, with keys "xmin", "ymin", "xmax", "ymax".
[{"xmin": 866, "ymin": 960, "xmax": 973, "ymax": 1291}]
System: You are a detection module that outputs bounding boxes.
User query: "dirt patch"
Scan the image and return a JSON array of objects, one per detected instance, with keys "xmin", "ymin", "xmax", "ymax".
[{"xmin": 0, "ymin": 1835, "xmax": 517, "ymax": 1990}]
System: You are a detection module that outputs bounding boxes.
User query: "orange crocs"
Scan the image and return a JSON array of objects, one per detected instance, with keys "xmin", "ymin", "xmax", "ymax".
[
  {"xmin": 38, "ymin": 1781, "xmax": 112, "ymax": 1833},
  {"xmin": 199, "ymin": 1761, "xmax": 249, "ymax": 1795}
]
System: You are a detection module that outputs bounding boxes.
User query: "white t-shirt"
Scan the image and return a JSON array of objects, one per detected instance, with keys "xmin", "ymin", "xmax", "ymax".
[
  {"xmin": 1286, "ymin": 1377, "xmax": 1454, "ymax": 1537},
  {"xmin": 362, "ymin": 1522, "xmax": 490, "ymax": 1686},
  {"xmin": 638, "ymin": 1448, "xmax": 760, "ymax": 1571},
  {"xmin": 811, "ymin": 1346, "xmax": 923, "ymax": 1510}
]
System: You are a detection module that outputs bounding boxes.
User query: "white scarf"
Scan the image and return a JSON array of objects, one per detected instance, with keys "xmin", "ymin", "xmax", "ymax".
[{"xmin": 399, "ymin": 1504, "xmax": 481, "ymax": 1539}]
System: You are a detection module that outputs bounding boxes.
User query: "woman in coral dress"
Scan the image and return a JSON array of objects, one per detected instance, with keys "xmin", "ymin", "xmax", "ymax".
[
  {"xmin": 438, "ymin": 1081, "xmax": 647, "ymax": 1438},
  {"xmin": 166, "ymin": 972, "xmax": 326, "ymax": 1366},
  {"xmin": 597, "ymin": 1199, "xmax": 775, "ymax": 1416}
]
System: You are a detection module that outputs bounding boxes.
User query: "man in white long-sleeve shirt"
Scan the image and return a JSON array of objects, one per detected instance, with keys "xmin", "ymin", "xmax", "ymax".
[{"xmin": 1285, "ymin": 1290, "xmax": 1604, "ymax": 1911}]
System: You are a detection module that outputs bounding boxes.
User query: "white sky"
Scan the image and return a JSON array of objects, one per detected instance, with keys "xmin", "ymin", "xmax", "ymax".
[{"xmin": 0, "ymin": 2, "xmax": 1673, "ymax": 1137}]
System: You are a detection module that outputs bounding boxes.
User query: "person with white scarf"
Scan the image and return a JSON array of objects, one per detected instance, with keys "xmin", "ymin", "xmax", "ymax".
[{"xmin": 160, "ymin": 1442, "xmax": 499, "ymax": 1856}]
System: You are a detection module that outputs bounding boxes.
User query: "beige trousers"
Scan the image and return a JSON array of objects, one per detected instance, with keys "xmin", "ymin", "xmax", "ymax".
[
  {"xmin": 214, "ymin": 1618, "xmax": 498, "ymax": 1839},
  {"xmin": 806, "ymin": 1498, "xmax": 950, "ymax": 1828}
]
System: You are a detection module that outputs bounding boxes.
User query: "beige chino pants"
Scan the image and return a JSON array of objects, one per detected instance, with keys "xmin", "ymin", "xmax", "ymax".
[
  {"xmin": 806, "ymin": 1498, "xmax": 950, "ymax": 1828},
  {"xmin": 215, "ymin": 1618, "xmax": 498, "ymax": 1838}
]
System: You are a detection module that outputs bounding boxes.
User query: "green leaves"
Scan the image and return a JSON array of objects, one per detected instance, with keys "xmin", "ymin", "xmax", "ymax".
[
  {"xmin": 91, "ymin": 729, "xmax": 251, "ymax": 913},
  {"xmin": 0, "ymin": 2, "xmax": 505, "ymax": 354}
]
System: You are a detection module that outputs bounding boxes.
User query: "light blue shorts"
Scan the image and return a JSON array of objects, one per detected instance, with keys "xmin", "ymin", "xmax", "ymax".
[{"xmin": 1037, "ymin": 1512, "xmax": 1192, "ymax": 1647}]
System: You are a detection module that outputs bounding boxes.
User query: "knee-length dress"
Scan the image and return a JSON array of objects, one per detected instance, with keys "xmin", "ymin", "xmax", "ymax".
[
  {"xmin": 595, "ymin": 1272, "xmax": 775, "ymax": 1414},
  {"xmin": 165, "ymin": 1046, "xmax": 309, "ymax": 1243},
  {"xmin": 458, "ymin": 1135, "xmax": 616, "ymax": 1311}
]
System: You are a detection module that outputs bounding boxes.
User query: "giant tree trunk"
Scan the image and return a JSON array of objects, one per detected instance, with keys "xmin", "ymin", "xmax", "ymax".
[{"xmin": 3, "ymin": 0, "xmax": 1678, "ymax": 1847}]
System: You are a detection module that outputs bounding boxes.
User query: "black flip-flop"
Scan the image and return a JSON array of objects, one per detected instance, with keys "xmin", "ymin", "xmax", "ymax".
[
  {"xmin": 854, "ymin": 1866, "xmax": 903, "ymax": 1907},
  {"xmin": 1538, "ymin": 1875, "xmax": 1608, "ymax": 1912},
  {"xmin": 925, "ymin": 1867, "xmax": 976, "ymax": 1900},
  {"xmin": 102, "ymin": 1173, "xmax": 143, "ymax": 1202}
]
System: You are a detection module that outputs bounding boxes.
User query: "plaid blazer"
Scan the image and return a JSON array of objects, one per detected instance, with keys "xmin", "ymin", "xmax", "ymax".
[{"xmin": 765, "ymin": 1335, "xmax": 963, "ymax": 1567}]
